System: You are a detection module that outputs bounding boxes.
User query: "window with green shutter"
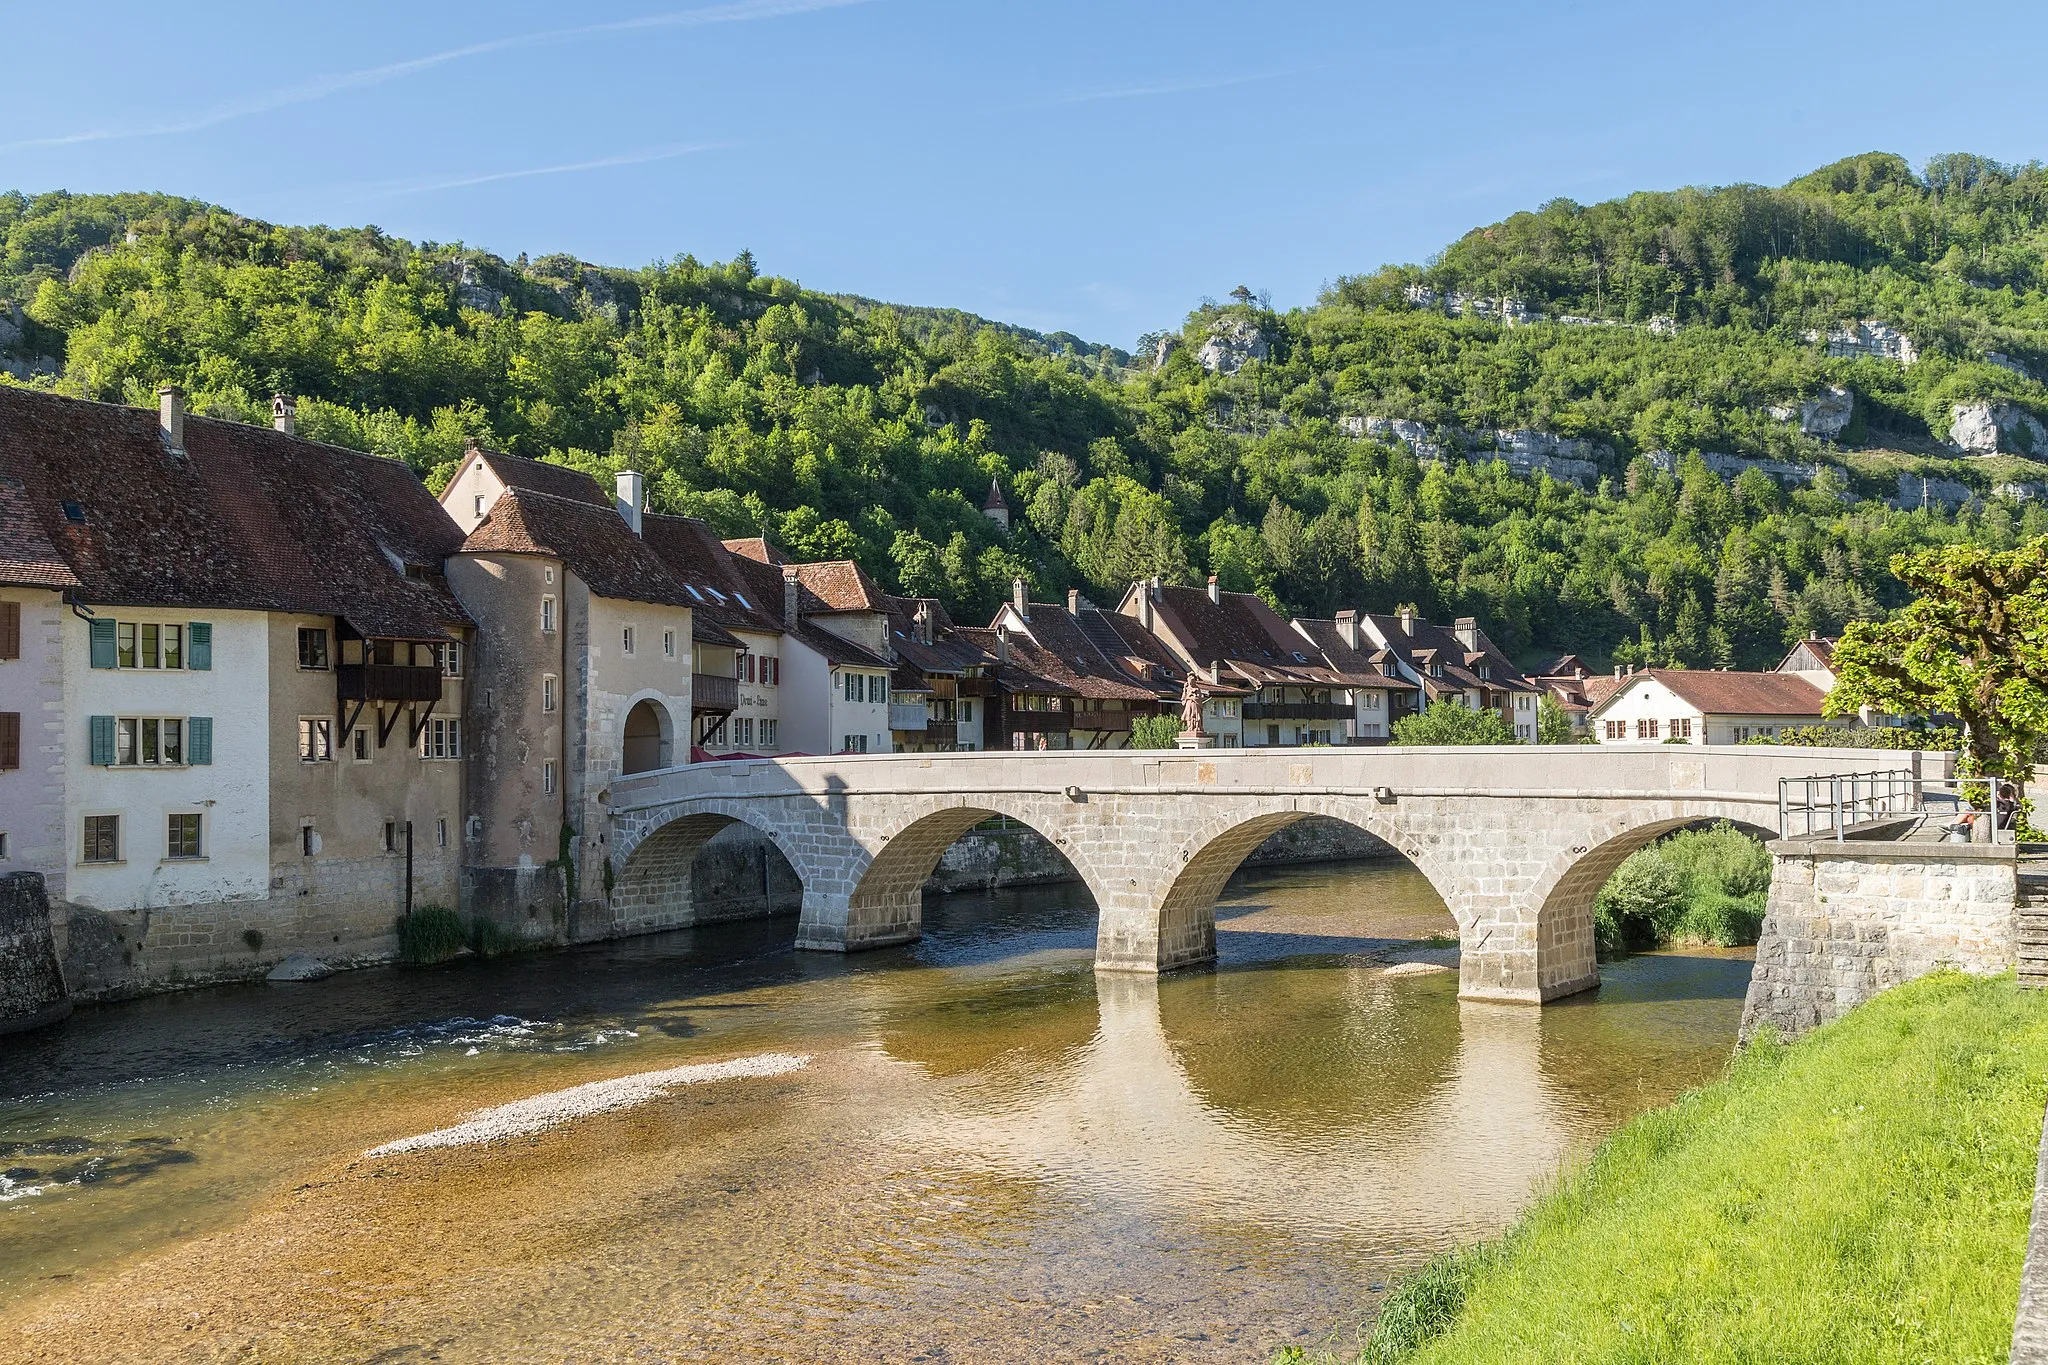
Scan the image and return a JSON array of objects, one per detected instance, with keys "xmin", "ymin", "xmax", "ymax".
[
  {"xmin": 188, "ymin": 622, "xmax": 212, "ymax": 670},
  {"xmin": 89, "ymin": 618, "xmax": 117, "ymax": 669},
  {"xmin": 187, "ymin": 716, "xmax": 213, "ymax": 766},
  {"xmin": 89, "ymin": 715, "xmax": 115, "ymax": 765}
]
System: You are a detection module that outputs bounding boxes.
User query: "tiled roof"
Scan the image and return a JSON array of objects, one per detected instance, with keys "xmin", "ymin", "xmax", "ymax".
[
  {"xmin": 1778, "ymin": 636, "xmax": 1838, "ymax": 671},
  {"xmin": 1532, "ymin": 652, "xmax": 1591, "ymax": 679},
  {"xmin": 955, "ymin": 627, "xmax": 1081, "ymax": 698},
  {"xmin": 882, "ymin": 595, "xmax": 995, "ymax": 675},
  {"xmin": 0, "ymin": 476, "xmax": 80, "ymax": 589},
  {"xmin": 0, "ymin": 386, "xmax": 467, "ymax": 637},
  {"xmin": 461, "ymin": 487, "xmax": 700, "ymax": 612},
  {"xmin": 473, "ymin": 448, "xmax": 612, "ymax": 507},
  {"xmin": 1291, "ymin": 618, "xmax": 1422, "ymax": 691},
  {"xmin": 721, "ymin": 536, "xmax": 786, "ymax": 566},
  {"xmin": 641, "ymin": 513, "xmax": 784, "ymax": 635},
  {"xmin": 1364, "ymin": 612, "xmax": 1537, "ymax": 699},
  {"xmin": 790, "ymin": 559, "xmax": 888, "ymax": 613},
  {"xmin": 1011, "ymin": 601, "xmax": 1171, "ymax": 701},
  {"xmin": 1146, "ymin": 585, "xmax": 1334, "ymax": 688},
  {"xmin": 1595, "ymin": 669, "xmax": 1830, "ymax": 718}
]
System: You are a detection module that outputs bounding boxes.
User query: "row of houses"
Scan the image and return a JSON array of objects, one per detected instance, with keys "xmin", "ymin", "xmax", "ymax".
[{"xmin": 0, "ymin": 384, "xmax": 1852, "ymax": 982}]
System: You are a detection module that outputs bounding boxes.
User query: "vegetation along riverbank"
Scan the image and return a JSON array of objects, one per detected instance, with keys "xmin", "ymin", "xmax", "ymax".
[{"xmin": 1281, "ymin": 970, "xmax": 2048, "ymax": 1364}]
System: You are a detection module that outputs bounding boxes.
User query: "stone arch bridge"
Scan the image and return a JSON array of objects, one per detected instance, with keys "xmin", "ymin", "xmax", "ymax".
[{"xmin": 601, "ymin": 746, "xmax": 1914, "ymax": 1004}]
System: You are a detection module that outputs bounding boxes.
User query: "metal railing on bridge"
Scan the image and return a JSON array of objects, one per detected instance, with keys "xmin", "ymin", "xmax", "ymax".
[{"xmin": 1779, "ymin": 767, "xmax": 2018, "ymax": 845}]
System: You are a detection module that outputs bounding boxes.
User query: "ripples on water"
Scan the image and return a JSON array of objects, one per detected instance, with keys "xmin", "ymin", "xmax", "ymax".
[{"xmin": 0, "ymin": 860, "xmax": 1752, "ymax": 1362}]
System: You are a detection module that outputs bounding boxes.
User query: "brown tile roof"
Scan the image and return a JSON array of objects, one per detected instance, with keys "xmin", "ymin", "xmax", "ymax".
[
  {"xmin": 882, "ymin": 595, "xmax": 995, "ymax": 676},
  {"xmin": 0, "ymin": 387, "xmax": 467, "ymax": 637},
  {"xmin": 1145, "ymin": 585, "xmax": 1335, "ymax": 688},
  {"xmin": 1601, "ymin": 669, "xmax": 1830, "ymax": 718},
  {"xmin": 1291, "ymin": 618, "xmax": 1422, "ymax": 691},
  {"xmin": 954, "ymin": 627, "xmax": 1081, "ymax": 698},
  {"xmin": 473, "ymin": 448, "xmax": 611, "ymax": 507},
  {"xmin": 1010, "ymin": 601, "xmax": 1171, "ymax": 701},
  {"xmin": 0, "ymin": 476, "xmax": 80, "ymax": 589},
  {"xmin": 790, "ymin": 560, "xmax": 888, "ymax": 613},
  {"xmin": 461, "ymin": 487, "xmax": 704, "ymax": 614},
  {"xmin": 641, "ymin": 513, "xmax": 784, "ymax": 635},
  {"xmin": 1363, "ymin": 612, "xmax": 1536, "ymax": 701},
  {"xmin": 1777, "ymin": 636, "xmax": 1838, "ymax": 672},
  {"xmin": 721, "ymin": 536, "xmax": 786, "ymax": 566}
]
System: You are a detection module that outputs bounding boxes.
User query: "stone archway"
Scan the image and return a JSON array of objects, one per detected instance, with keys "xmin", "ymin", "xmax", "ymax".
[
  {"xmin": 610, "ymin": 805, "xmax": 810, "ymax": 938},
  {"xmin": 622, "ymin": 699, "xmax": 673, "ymax": 774}
]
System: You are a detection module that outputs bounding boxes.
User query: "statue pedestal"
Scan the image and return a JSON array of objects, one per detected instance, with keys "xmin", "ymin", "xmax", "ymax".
[{"xmin": 1174, "ymin": 732, "xmax": 1216, "ymax": 750}]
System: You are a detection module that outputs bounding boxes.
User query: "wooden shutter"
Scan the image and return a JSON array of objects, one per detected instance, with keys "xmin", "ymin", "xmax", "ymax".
[
  {"xmin": 89, "ymin": 714, "xmax": 115, "ymax": 765},
  {"xmin": 89, "ymin": 617, "xmax": 117, "ymax": 669},
  {"xmin": 0, "ymin": 712, "xmax": 18, "ymax": 769},
  {"xmin": 188, "ymin": 716, "xmax": 213, "ymax": 766},
  {"xmin": 0, "ymin": 601, "xmax": 18, "ymax": 660},
  {"xmin": 187, "ymin": 622, "xmax": 212, "ymax": 670}
]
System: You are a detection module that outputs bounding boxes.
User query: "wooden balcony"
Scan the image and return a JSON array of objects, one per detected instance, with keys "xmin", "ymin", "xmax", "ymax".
[
  {"xmin": 1242, "ymin": 701, "xmax": 1353, "ymax": 722},
  {"xmin": 1007, "ymin": 708, "xmax": 1072, "ymax": 732},
  {"xmin": 692, "ymin": 673, "xmax": 738, "ymax": 713},
  {"xmin": 956, "ymin": 677, "xmax": 1000, "ymax": 698},
  {"xmin": 923, "ymin": 719, "xmax": 958, "ymax": 746},
  {"xmin": 337, "ymin": 663, "xmax": 442, "ymax": 705}
]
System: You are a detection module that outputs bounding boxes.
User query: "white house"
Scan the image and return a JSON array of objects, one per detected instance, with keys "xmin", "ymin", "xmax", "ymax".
[{"xmin": 1585, "ymin": 668, "xmax": 1834, "ymax": 745}]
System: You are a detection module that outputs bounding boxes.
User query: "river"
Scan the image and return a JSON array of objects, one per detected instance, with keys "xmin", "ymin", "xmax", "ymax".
[{"xmin": 0, "ymin": 860, "xmax": 1750, "ymax": 1362}]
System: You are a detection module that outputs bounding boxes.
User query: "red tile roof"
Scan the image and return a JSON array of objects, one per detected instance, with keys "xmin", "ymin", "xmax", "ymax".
[
  {"xmin": 0, "ymin": 476, "xmax": 80, "ymax": 589},
  {"xmin": 721, "ymin": 536, "xmax": 786, "ymax": 566},
  {"xmin": 640, "ymin": 513, "xmax": 784, "ymax": 636},
  {"xmin": 1594, "ymin": 669, "xmax": 1829, "ymax": 718},
  {"xmin": 1009, "ymin": 600, "xmax": 1172, "ymax": 701},
  {"xmin": 1363, "ymin": 612, "xmax": 1536, "ymax": 701},
  {"xmin": 789, "ymin": 560, "xmax": 888, "ymax": 613},
  {"xmin": 0, "ymin": 386, "xmax": 467, "ymax": 637}
]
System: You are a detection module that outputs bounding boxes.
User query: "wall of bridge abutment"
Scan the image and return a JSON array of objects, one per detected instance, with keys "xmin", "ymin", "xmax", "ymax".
[{"xmin": 602, "ymin": 746, "xmax": 1912, "ymax": 1002}]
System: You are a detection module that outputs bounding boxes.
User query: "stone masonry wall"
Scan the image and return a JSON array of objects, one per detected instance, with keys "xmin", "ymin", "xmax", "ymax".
[
  {"xmin": 924, "ymin": 813, "xmax": 1394, "ymax": 893},
  {"xmin": 0, "ymin": 872, "xmax": 69, "ymax": 1032},
  {"xmin": 1740, "ymin": 841, "xmax": 2017, "ymax": 1041}
]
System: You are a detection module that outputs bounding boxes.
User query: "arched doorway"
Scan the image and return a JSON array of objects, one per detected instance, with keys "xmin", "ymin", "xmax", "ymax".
[{"xmin": 623, "ymin": 700, "xmax": 672, "ymax": 774}]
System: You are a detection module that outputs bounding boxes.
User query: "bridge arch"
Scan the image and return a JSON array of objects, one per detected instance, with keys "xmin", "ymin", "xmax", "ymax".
[
  {"xmin": 1523, "ymin": 803, "xmax": 1779, "ymax": 1001},
  {"xmin": 829, "ymin": 798, "xmax": 1117, "ymax": 955},
  {"xmin": 609, "ymin": 798, "xmax": 814, "ymax": 939}
]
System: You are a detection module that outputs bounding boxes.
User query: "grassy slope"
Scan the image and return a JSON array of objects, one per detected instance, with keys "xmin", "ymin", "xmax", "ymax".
[{"xmin": 1369, "ymin": 972, "xmax": 2048, "ymax": 1364}]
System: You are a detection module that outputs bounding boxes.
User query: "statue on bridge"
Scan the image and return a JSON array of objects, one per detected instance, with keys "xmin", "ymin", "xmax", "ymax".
[{"xmin": 1179, "ymin": 670, "xmax": 1208, "ymax": 738}]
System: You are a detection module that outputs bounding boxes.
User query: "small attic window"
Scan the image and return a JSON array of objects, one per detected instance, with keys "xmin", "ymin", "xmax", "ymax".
[
  {"xmin": 732, "ymin": 592, "xmax": 751, "ymax": 609},
  {"xmin": 705, "ymin": 586, "xmax": 728, "ymax": 604},
  {"xmin": 685, "ymin": 584, "xmax": 704, "ymax": 601},
  {"xmin": 1291, "ymin": 651, "xmax": 1309, "ymax": 663},
  {"xmin": 61, "ymin": 500, "xmax": 86, "ymax": 523}
]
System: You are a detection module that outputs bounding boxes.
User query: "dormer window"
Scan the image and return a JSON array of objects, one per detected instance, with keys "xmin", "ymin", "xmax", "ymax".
[{"xmin": 1477, "ymin": 663, "xmax": 1492, "ymax": 679}]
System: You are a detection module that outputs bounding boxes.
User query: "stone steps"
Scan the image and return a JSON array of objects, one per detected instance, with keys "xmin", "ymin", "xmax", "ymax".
[{"xmin": 2021, "ymin": 874, "xmax": 2048, "ymax": 989}]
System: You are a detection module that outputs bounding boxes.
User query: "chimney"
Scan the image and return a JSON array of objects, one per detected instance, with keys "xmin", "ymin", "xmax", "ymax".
[
  {"xmin": 1453, "ymin": 617, "xmax": 1479, "ymax": 651},
  {"xmin": 1149, "ymin": 574, "xmax": 1162, "ymax": 601},
  {"xmin": 1012, "ymin": 576, "xmax": 1029, "ymax": 621},
  {"xmin": 1207, "ymin": 573, "xmax": 1220, "ymax": 605},
  {"xmin": 157, "ymin": 384, "xmax": 185, "ymax": 452},
  {"xmin": 1336, "ymin": 608, "xmax": 1359, "ymax": 650},
  {"xmin": 1208, "ymin": 659, "xmax": 1222, "ymax": 685},
  {"xmin": 1136, "ymin": 580, "xmax": 1154, "ymax": 629},
  {"xmin": 270, "ymin": 393, "xmax": 296, "ymax": 436},
  {"xmin": 1067, "ymin": 588, "xmax": 1081, "ymax": 615},
  {"xmin": 615, "ymin": 470, "xmax": 645, "ymax": 536},
  {"xmin": 995, "ymin": 624, "xmax": 1011, "ymax": 663},
  {"xmin": 781, "ymin": 566, "xmax": 800, "ymax": 629},
  {"xmin": 1398, "ymin": 606, "xmax": 1415, "ymax": 637},
  {"xmin": 915, "ymin": 599, "xmax": 934, "ymax": 647},
  {"xmin": 1614, "ymin": 665, "xmax": 1623, "ymax": 680}
]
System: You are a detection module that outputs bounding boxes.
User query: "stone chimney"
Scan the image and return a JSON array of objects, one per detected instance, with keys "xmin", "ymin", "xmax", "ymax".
[
  {"xmin": 1207, "ymin": 574, "xmax": 1220, "ymax": 605},
  {"xmin": 1208, "ymin": 659, "xmax": 1222, "ymax": 685},
  {"xmin": 1135, "ymin": 580, "xmax": 1155, "ymax": 629},
  {"xmin": 270, "ymin": 393, "xmax": 296, "ymax": 436},
  {"xmin": 615, "ymin": 470, "xmax": 645, "ymax": 536},
  {"xmin": 1614, "ymin": 665, "xmax": 1623, "ymax": 680},
  {"xmin": 782, "ymin": 566, "xmax": 800, "ymax": 629},
  {"xmin": 1012, "ymin": 577, "xmax": 1029, "ymax": 621},
  {"xmin": 1067, "ymin": 588, "xmax": 1083, "ymax": 615},
  {"xmin": 1397, "ymin": 606, "xmax": 1415, "ymax": 637},
  {"xmin": 1336, "ymin": 608, "xmax": 1359, "ymax": 650},
  {"xmin": 1453, "ymin": 617, "xmax": 1479, "ymax": 651},
  {"xmin": 995, "ymin": 624, "xmax": 1011, "ymax": 663},
  {"xmin": 157, "ymin": 384, "xmax": 185, "ymax": 453}
]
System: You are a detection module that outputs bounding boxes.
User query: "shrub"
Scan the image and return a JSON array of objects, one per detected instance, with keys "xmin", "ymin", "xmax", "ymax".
[
  {"xmin": 1391, "ymin": 700, "xmax": 1519, "ymax": 746},
  {"xmin": 1594, "ymin": 822, "xmax": 1772, "ymax": 954},
  {"xmin": 467, "ymin": 916, "xmax": 531, "ymax": 959},
  {"xmin": 1130, "ymin": 714, "xmax": 1183, "ymax": 748},
  {"xmin": 396, "ymin": 905, "xmax": 466, "ymax": 965}
]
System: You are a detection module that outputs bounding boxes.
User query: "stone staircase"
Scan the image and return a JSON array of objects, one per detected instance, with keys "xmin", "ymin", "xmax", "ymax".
[{"xmin": 2021, "ymin": 868, "xmax": 2048, "ymax": 990}]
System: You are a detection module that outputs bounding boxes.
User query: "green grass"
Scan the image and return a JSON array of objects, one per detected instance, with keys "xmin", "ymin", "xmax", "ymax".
[
  {"xmin": 394, "ymin": 905, "xmax": 466, "ymax": 965},
  {"xmin": 1293, "ymin": 971, "xmax": 2048, "ymax": 1364}
]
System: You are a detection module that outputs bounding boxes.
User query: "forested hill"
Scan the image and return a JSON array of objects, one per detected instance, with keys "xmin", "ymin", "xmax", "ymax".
[{"xmin": 5, "ymin": 152, "xmax": 2048, "ymax": 672}]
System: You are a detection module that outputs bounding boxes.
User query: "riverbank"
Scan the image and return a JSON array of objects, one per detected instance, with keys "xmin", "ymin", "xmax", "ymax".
[{"xmin": 1300, "ymin": 970, "xmax": 2048, "ymax": 1364}]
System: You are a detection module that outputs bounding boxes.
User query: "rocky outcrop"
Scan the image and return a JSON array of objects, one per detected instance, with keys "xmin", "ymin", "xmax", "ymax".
[
  {"xmin": 1646, "ymin": 449, "xmax": 1820, "ymax": 487},
  {"xmin": 0, "ymin": 303, "xmax": 20, "ymax": 348},
  {"xmin": 1996, "ymin": 481, "xmax": 2048, "ymax": 502},
  {"xmin": 1893, "ymin": 471, "xmax": 1976, "ymax": 512},
  {"xmin": 1949, "ymin": 400, "xmax": 2048, "ymax": 455},
  {"xmin": 439, "ymin": 256, "xmax": 507, "ymax": 314},
  {"xmin": 1152, "ymin": 335, "xmax": 1180, "ymax": 369},
  {"xmin": 1809, "ymin": 319, "xmax": 1919, "ymax": 366},
  {"xmin": 1768, "ymin": 384, "xmax": 1854, "ymax": 440},
  {"xmin": 0, "ymin": 872, "xmax": 69, "ymax": 1034},
  {"xmin": 1196, "ymin": 317, "xmax": 1270, "ymax": 375},
  {"xmin": 1346, "ymin": 419, "xmax": 1606, "ymax": 486},
  {"xmin": 1986, "ymin": 351, "xmax": 2037, "ymax": 381}
]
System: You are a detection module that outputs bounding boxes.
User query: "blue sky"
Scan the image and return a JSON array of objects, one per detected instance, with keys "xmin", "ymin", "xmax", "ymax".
[{"xmin": 6, "ymin": 1, "xmax": 2047, "ymax": 349}]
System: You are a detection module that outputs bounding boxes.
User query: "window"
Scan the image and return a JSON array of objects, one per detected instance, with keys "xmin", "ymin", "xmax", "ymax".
[
  {"xmin": 166, "ymin": 813, "xmax": 202, "ymax": 860},
  {"xmin": 298, "ymin": 627, "xmax": 330, "ymax": 670},
  {"xmin": 543, "ymin": 761, "xmax": 556, "ymax": 794},
  {"xmin": 541, "ymin": 596, "xmax": 557, "ymax": 633},
  {"xmin": 1671, "ymin": 718, "xmax": 1693, "ymax": 740},
  {"xmin": 1604, "ymin": 720, "xmax": 1626, "ymax": 739},
  {"xmin": 544, "ymin": 567, "xmax": 554, "ymax": 584},
  {"xmin": 1362, "ymin": 693, "xmax": 1382, "ymax": 711},
  {"xmin": 436, "ymin": 819, "xmax": 448, "ymax": 848},
  {"xmin": 960, "ymin": 700, "xmax": 973, "ymax": 723},
  {"xmin": 622, "ymin": 626, "xmax": 635, "ymax": 655},
  {"xmin": 0, "ymin": 712, "xmax": 17, "ymax": 770},
  {"xmin": 352, "ymin": 728, "xmax": 370, "ymax": 761},
  {"xmin": 842, "ymin": 734, "xmax": 868, "ymax": 753},
  {"xmin": 383, "ymin": 821, "xmax": 398, "ymax": 853},
  {"xmin": 0, "ymin": 600, "xmax": 19, "ymax": 660},
  {"xmin": 108, "ymin": 716, "xmax": 184, "ymax": 765},
  {"xmin": 117, "ymin": 622, "xmax": 136, "ymax": 668},
  {"xmin": 1360, "ymin": 722, "xmax": 1383, "ymax": 738},
  {"xmin": 421, "ymin": 717, "xmax": 462, "ymax": 760},
  {"xmin": 1635, "ymin": 718, "xmax": 1659, "ymax": 740},
  {"xmin": 764, "ymin": 657, "xmax": 779, "ymax": 686},
  {"xmin": 473, "ymin": 494, "xmax": 485, "ymax": 518},
  {"xmin": 663, "ymin": 629, "xmax": 677, "ymax": 659},
  {"xmin": 760, "ymin": 719, "xmax": 777, "ymax": 749},
  {"xmin": 733, "ymin": 717, "xmax": 754, "ymax": 747},
  {"xmin": 302, "ymin": 825, "xmax": 315, "ymax": 857},
  {"xmin": 82, "ymin": 815, "xmax": 119, "ymax": 863},
  {"xmin": 542, "ymin": 675, "xmax": 557, "ymax": 713},
  {"xmin": 299, "ymin": 717, "xmax": 333, "ymax": 762},
  {"xmin": 437, "ymin": 641, "xmax": 463, "ymax": 677},
  {"xmin": 0, "ymin": 832, "xmax": 8, "ymax": 860},
  {"xmin": 1268, "ymin": 724, "xmax": 1281, "ymax": 745},
  {"xmin": 843, "ymin": 672, "xmax": 855, "ymax": 702}
]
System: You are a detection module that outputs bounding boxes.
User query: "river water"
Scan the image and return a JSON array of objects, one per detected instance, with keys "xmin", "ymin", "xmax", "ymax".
[{"xmin": 0, "ymin": 860, "xmax": 1750, "ymax": 1362}]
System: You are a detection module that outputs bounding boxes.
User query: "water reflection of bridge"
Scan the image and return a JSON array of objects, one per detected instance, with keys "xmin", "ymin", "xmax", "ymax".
[{"xmin": 605, "ymin": 747, "xmax": 1909, "ymax": 1004}]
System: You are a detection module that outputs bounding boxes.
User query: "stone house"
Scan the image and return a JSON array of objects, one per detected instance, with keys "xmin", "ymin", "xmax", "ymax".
[
  {"xmin": 1357, "ymin": 608, "xmax": 1542, "ymax": 740},
  {"xmin": 721, "ymin": 548, "xmax": 894, "ymax": 756},
  {"xmin": 1286, "ymin": 611, "xmax": 1422, "ymax": 744},
  {"xmin": 1585, "ymin": 669, "xmax": 1833, "ymax": 745},
  {"xmin": 952, "ymin": 625, "xmax": 1083, "ymax": 750},
  {"xmin": 0, "ymin": 385, "xmax": 471, "ymax": 986},
  {"xmin": 882, "ymin": 595, "xmax": 996, "ymax": 752},
  {"xmin": 640, "ymin": 515, "xmax": 790, "ymax": 755}
]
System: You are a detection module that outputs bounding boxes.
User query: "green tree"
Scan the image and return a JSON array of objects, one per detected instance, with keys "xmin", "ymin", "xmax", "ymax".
[
  {"xmin": 1129, "ymin": 714, "xmax": 1183, "ymax": 749},
  {"xmin": 1391, "ymin": 700, "xmax": 1520, "ymax": 746},
  {"xmin": 1826, "ymin": 538, "xmax": 2048, "ymax": 782},
  {"xmin": 1536, "ymin": 694, "xmax": 1579, "ymax": 744}
]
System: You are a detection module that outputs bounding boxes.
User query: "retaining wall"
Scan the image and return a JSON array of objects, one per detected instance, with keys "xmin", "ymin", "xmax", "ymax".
[
  {"xmin": 0, "ymin": 872, "xmax": 69, "ymax": 1032},
  {"xmin": 1740, "ymin": 840, "xmax": 2018, "ymax": 1041}
]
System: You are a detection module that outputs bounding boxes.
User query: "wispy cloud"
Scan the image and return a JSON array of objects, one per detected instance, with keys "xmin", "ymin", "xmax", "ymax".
[
  {"xmin": 334, "ymin": 142, "xmax": 730, "ymax": 202},
  {"xmin": 0, "ymin": 0, "xmax": 872, "ymax": 154},
  {"xmin": 1027, "ymin": 65, "xmax": 1328, "ymax": 111}
]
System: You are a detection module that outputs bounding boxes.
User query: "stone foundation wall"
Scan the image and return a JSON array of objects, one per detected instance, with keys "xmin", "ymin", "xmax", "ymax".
[
  {"xmin": 463, "ymin": 865, "xmax": 569, "ymax": 947},
  {"xmin": 1740, "ymin": 841, "xmax": 2018, "ymax": 1041},
  {"xmin": 0, "ymin": 872, "xmax": 69, "ymax": 1032}
]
